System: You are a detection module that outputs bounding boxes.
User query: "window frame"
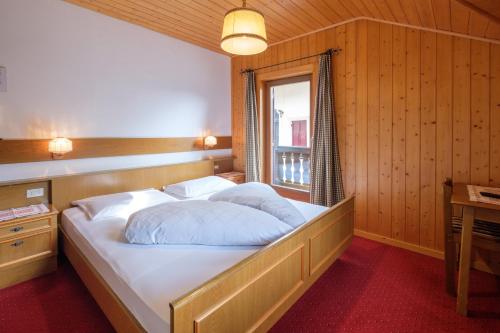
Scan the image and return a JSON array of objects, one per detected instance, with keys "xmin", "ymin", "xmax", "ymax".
[{"xmin": 255, "ymin": 64, "xmax": 318, "ymax": 201}]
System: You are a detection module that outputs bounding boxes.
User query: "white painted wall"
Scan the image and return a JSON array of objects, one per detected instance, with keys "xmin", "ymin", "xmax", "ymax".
[{"xmin": 0, "ymin": 0, "xmax": 231, "ymax": 182}]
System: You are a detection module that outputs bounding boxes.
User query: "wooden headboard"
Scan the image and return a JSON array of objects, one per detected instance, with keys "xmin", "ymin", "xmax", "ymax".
[{"xmin": 52, "ymin": 160, "xmax": 214, "ymax": 211}]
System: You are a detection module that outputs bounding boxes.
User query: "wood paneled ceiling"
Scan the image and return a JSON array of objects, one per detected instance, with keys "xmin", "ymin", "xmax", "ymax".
[
  {"xmin": 460, "ymin": 0, "xmax": 500, "ymax": 20},
  {"xmin": 66, "ymin": 0, "xmax": 500, "ymax": 54}
]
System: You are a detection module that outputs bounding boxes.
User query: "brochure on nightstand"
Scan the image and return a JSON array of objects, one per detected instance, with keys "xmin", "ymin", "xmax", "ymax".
[{"xmin": 0, "ymin": 204, "xmax": 50, "ymax": 222}]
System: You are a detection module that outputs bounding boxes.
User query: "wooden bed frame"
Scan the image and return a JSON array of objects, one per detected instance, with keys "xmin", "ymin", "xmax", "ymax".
[{"xmin": 52, "ymin": 160, "xmax": 354, "ymax": 333}]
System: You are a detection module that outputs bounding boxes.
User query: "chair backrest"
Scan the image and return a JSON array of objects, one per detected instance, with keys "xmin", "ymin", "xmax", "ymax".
[{"xmin": 443, "ymin": 178, "xmax": 454, "ymax": 243}]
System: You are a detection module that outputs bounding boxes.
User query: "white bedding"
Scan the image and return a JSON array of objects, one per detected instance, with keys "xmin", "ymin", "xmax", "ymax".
[
  {"xmin": 125, "ymin": 200, "xmax": 293, "ymax": 245},
  {"xmin": 62, "ymin": 197, "xmax": 327, "ymax": 333}
]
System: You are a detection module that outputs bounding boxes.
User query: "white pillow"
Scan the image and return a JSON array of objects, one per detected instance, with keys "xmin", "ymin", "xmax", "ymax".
[
  {"xmin": 163, "ymin": 176, "xmax": 236, "ymax": 198},
  {"xmin": 72, "ymin": 189, "xmax": 177, "ymax": 221},
  {"xmin": 209, "ymin": 182, "xmax": 306, "ymax": 228}
]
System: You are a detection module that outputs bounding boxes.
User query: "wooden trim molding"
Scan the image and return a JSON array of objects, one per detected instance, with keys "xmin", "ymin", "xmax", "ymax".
[
  {"xmin": 0, "ymin": 137, "xmax": 232, "ymax": 164},
  {"xmin": 354, "ymin": 229, "xmax": 499, "ymax": 276},
  {"xmin": 268, "ymin": 17, "xmax": 500, "ymax": 49},
  {"xmin": 354, "ymin": 229, "xmax": 444, "ymax": 259}
]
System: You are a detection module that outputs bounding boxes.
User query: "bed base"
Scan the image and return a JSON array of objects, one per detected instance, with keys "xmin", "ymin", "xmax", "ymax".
[
  {"xmin": 60, "ymin": 228, "xmax": 146, "ymax": 332},
  {"xmin": 61, "ymin": 196, "xmax": 354, "ymax": 333}
]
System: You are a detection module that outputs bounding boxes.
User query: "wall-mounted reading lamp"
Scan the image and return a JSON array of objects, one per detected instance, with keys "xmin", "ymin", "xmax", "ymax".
[
  {"xmin": 48, "ymin": 137, "xmax": 73, "ymax": 159},
  {"xmin": 204, "ymin": 136, "xmax": 217, "ymax": 149}
]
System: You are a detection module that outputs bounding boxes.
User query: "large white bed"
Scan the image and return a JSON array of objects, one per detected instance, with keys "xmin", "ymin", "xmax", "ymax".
[{"xmin": 61, "ymin": 194, "xmax": 327, "ymax": 333}]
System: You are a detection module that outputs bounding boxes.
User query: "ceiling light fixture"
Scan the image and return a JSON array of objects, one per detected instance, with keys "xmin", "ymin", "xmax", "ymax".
[{"xmin": 221, "ymin": 0, "xmax": 267, "ymax": 55}]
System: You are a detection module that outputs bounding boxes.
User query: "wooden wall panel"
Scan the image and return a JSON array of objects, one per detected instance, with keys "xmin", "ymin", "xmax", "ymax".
[
  {"xmin": 435, "ymin": 34, "xmax": 454, "ymax": 251},
  {"xmin": 378, "ymin": 23, "xmax": 393, "ymax": 237},
  {"xmin": 231, "ymin": 19, "xmax": 500, "ymax": 254},
  {"xmin": 355, "ymin": 20, "xmax": 368, "ymax": 231},
  {"xmin": 0, "ymin": 137, "xmax": 232, "ymax": 164},
  {"xmin": 420, "ymin": 31, "xmax": 437, "ymax": 248},
  {"xmin": 391, "ymin": 26, "xmax": 407, "ymax": 241},
  {"xmin": 334, "ymin": 25, "xmax": 347, "ymax": 192},
  {"xmin": 344, "ymin": 22, "xmax": 358, "ymax": 198},
  {"xmin": 470, "ymin": 40, "xmax": 490, "ymax": 186},
  {"xmin": 491, "ymin": 44, "xmax": 500, "ymax": 186},
  {"xmin": 366, "ymin": 21, "xmax": 380, "ymax": 234},
  {"xmin": 452, "ymin": 37, "xmax": 472, "ymax": 183},
  {"xmin": 405, "ymin": 28, "xmax": 421, "ymax": 244}
]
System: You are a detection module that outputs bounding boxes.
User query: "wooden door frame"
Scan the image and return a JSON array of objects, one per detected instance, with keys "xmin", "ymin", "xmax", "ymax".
[{"xmin": 255, "ymin": 64, "xmax": 318, "ymax": 202}]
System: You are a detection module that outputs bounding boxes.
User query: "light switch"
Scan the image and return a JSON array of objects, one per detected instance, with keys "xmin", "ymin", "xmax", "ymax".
[
  {"xmin": 27, "ymin": 188, "xmax": 44, "ymax": 198},
  {"xmin": 0, "ymin": 67, "xmax": 6, "ymax": 92}
]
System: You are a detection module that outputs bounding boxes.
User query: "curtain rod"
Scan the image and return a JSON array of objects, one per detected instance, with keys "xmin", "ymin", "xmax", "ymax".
[{"xmin": 240, "ymin": 48, "xmax": 341, "ymax": 74}]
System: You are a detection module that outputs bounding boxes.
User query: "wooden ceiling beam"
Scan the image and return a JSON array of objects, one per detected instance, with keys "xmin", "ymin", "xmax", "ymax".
[{"xmin": 456, "ymin": 0, "xmax": 500, "ymax": 23}]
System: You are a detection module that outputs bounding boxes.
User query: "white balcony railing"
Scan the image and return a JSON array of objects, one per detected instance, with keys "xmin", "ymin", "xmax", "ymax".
[{"xmin": 273, "ymin": 146, "xmax": 310, "ymax": 191}]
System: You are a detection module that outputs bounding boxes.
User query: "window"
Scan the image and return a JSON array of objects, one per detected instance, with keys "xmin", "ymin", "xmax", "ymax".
[{"xmin": 268, "ymin": 75, "xmax": 312, "ymax": 192}]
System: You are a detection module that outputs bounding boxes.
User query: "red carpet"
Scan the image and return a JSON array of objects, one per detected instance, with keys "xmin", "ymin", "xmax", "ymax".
[{"xmin": 1, "ymin": 237, "xmax": 498, "ymax": 332}]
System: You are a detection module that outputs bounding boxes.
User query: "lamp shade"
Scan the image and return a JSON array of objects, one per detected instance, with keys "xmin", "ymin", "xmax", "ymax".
[
  {"xmin": 48, "ymin": 137, "xmax": 73, "ymax": 155},
  {"xmin": 204, "ymin": 136, "xmax": 217, "ymax": 148},
  {"xmin": 221, "ymin": 6, "xmax": 267, "ymax": 55}
]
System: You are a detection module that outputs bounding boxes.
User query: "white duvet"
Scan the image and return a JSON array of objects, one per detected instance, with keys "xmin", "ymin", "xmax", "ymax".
[{"xmin": 124, "ymin": 200, "xmax": 293, "ymax": 246}]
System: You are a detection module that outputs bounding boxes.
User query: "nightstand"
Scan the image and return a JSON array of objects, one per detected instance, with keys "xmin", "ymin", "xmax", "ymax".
[
  {"xmin": 0, "ymin": 206, "xmax": 58, "ymax": 289},
  {"xmin": 217, "ymin": 171, "xmax": 246, "ymax": 184}
]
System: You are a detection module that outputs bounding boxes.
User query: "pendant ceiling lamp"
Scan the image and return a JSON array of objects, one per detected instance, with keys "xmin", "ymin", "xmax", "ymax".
[{"xmin": 221, "ymin": 0, "xmax": 268, "ymax": 55}]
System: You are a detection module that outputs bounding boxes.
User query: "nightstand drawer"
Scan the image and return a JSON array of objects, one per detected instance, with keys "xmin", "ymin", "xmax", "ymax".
[
  {"xmin": 0, "ymin": 231, "xmax": 52, "ymax": 266},
  {"xmin": 0, "ymin": 217, "xmax": 52, "ymax": 240}
]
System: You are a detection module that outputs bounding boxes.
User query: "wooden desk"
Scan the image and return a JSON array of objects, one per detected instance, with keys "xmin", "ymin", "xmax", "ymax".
[{"xmin": 451, "ymin": 183, "xmax": 500, "ymax": 315}]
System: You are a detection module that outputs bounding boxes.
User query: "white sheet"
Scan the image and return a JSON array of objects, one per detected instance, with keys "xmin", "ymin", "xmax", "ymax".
[{"xmin": 62, "ymin": 198, "xmax": 327, "ymax": 333}]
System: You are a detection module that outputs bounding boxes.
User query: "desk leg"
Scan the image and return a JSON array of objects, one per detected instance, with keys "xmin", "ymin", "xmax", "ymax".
[{"xmin": 456, "ymin": 206, "xmax": 474, "ymax": 316}]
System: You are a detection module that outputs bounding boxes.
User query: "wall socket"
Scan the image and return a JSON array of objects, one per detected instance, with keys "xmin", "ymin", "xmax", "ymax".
[{"xmin": 27, "ymin": 188, "xmax": 44, "ymax": 198}]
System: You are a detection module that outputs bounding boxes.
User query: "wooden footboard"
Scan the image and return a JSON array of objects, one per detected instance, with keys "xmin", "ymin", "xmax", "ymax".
[{"xmin": 170, "ymin": 196, "xmax": 354, "ymax": 333}]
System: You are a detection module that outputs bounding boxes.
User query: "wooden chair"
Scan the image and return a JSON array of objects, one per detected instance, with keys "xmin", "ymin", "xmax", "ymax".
[{"xmin": 443, "ymin": 178, "xmax": 500, "ymax": 296}]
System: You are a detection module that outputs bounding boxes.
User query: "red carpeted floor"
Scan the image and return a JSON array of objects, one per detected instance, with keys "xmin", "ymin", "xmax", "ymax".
[{"xmin": 1, "ymin": 237, "xmax": 499, "ymax": 332}]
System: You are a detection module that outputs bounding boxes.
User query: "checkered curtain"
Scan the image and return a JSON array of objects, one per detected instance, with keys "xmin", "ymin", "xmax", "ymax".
[
  {"xmin": 310, "ymin": 52, "xmax": 344, "ymax": 206},
  {"xmin": 244, "ymin": 70, "xmax": 261, "ymax": 182}
]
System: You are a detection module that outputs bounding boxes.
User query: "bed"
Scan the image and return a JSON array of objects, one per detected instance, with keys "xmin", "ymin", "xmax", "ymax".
[{"xmin": 52, "ymin": 160, "xmax": 354, "ymax": 333}]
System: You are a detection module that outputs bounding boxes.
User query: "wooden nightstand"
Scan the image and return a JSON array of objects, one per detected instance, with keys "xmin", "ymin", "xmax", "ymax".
[
  {"xmin": 217, "ymin": 171, "xmax": 246, "ymax": 184},
  {"xmin": 0, "ymin": 206, "xmax": 58, "ymax": 289}
]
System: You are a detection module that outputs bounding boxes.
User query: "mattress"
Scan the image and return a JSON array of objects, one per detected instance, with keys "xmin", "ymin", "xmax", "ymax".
[{"xmin": 61, "ymin": 197, "xmax": 327, "ymax": 333}]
